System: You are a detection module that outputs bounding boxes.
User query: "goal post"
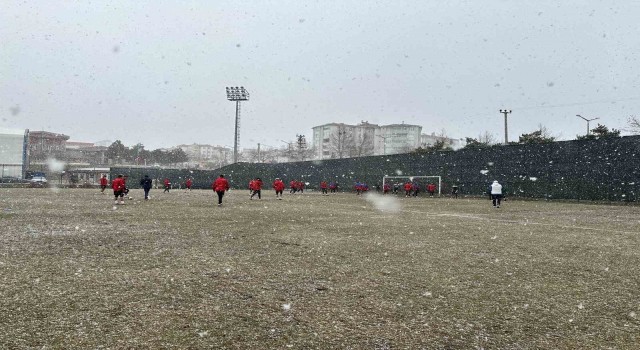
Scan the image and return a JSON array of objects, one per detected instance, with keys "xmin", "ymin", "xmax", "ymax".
[{"xmin": 382, "ymin": 175, "xmax": 442, "ymax": 196}]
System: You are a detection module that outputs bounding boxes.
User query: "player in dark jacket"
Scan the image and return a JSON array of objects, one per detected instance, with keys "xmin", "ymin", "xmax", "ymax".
[{"xmin": 140, "ymin": 175, "xmax": 153, "ymax": 200}]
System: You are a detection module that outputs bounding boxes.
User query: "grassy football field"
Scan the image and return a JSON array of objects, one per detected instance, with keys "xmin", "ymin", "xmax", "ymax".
[{"xmin": 1, "ymin": 187, "xmax": 639, "ymax": 349}]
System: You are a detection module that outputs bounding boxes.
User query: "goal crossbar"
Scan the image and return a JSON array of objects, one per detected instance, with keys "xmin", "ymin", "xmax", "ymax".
[{"xmin": 382, "ymin": 175, "xmax": 442, "ymax": 196}]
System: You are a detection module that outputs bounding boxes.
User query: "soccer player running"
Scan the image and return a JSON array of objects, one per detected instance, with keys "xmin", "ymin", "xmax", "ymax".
[
  {"xmin": 249, "ymin": 178, "xmax": 256, "ymax": 197},
  {"xmin": 140, "ymin": 175, "xmax": 153, "ymax": 200},
  {"xmin": 163, "ymin": 178, "xmax": 171, "ymax": 193},
  {"xmin": 289, "ymin": 180, "xmax": 297, "ymax": 194},
  {"xmin": 99, "ymin": 174, "xmax": 108, "ymax": 194},
  {"xmin": 250, "ymin": 177, "xmax": 263, "ymax": 200},
  {"xmin": 212, "ymin": 174, "xmax": 230, "ymax": 206},
  {"xmin": 112, "ymin": 174, "xmax": 126, "ymax": 205},
  {"xmin": 490, "ymin": 180, "xmax": 503, "ymax": 208},
  {"xmin": 185, "ymin": 178, "xmax": 193, "ymax": 192},
  {"xmin": 273, "ymin": 178, "xmax": 285, "ymax": 200}
]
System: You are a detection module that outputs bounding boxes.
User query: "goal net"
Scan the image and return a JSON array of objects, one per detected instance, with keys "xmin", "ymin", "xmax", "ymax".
[{"xmin": 382, "ymin": 175, "xmax": 442, "ymax": 196}]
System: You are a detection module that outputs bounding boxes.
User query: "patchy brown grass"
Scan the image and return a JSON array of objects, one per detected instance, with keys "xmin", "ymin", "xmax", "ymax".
[{"xmin": 1, "ymin": 188, "xmax": 639, "ymax": 349}]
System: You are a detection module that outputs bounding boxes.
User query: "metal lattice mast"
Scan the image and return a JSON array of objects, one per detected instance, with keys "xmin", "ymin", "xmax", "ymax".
[
  {"xmin": 226, "ymin": 87, "xmax": 249, "ymax": 163},
  {"xmin": 234, "ymin": 100, "xmax": 241, "ymax": 163}
]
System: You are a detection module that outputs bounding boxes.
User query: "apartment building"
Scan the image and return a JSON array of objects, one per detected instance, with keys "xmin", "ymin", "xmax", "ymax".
[{"xmin": 312, "ymin": 122, "xmax": 422, "ymax": 159}]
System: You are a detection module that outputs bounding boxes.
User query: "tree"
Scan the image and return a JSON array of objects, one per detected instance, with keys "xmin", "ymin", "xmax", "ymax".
[
  {"xmin": 130, "ymin": 143, "xmax": 146, "ymax": 165},
  {"xmin": 328, "ymin": 124, "xmax": 355, "ymax": 159},
  {"xmin": 353, "ymin": 130, "xmax": 374, "ymax": 157},
  {"xmin": 478, "ymin": 131, "xmax": 497, "ymax": 145},
  {"xmin": 106, "ymin": 140, "xmax": 129, "ymax": 164},
  {"xmin": 464, "ymin": 131, "xmax": 496, "ymax": 148},
  {"xmin": 168, "ymin": 148, "xmax": 189, "ymax": 164},
  {"xmin": 519, "ymin": 126, "xmax": 556, "ymax": 144},
  {"xmin": 412, "ymin": 140, "xmax": 453, "ymax": 154},
  {"xmin": 150, "ymin": 149, "xmax": 167, "ymax": 164},
  {"xmin": 627, "ymin": 115, "xmax": 640, "ymax": 134},
  {"xmin": 576, "ymin": 123, "xmax": 621, "ymax": 140}
]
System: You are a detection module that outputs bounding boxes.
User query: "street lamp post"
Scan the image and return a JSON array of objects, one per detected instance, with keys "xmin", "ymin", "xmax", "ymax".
[
  {"xmin": 576, "ymin": 114, "xmax": 599, "ymax": 136},
  {"xmin": 499, "ymin": 109, "xmax": 512, "ymax": 144},
  {"xmin": 225, "ymin": 86, "xmax": 250, "ymax": 163}
]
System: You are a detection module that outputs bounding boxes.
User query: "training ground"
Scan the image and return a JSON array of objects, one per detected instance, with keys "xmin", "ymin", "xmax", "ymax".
[{"xmin": 1, "ymin": 188, "xmax": 639, "ymax": 349}]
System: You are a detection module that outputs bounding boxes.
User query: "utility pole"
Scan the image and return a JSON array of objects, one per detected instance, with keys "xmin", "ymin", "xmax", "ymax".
[
  {"xmin": 499, "ymin": 109, "xmax": 512, "ymax": 144},
  {"xmin": 576, "ymin": 114, "xmax": 599, "ymax": 136},
  {"xmin": 296, "ymin": 135, "xmax": 307, "ymax": 161}
]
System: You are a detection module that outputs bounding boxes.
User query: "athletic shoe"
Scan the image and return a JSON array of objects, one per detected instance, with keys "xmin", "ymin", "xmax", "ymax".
[{"xmin": 497, "ymin": 205, "xmax": 500, "ymax": 208}]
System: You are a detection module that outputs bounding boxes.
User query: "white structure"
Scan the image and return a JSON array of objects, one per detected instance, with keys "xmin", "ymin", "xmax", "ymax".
[
  {"xmin": 177, "ymin": 144, "xmax": 231, "ymax": 161},
  {"xmin": 0, "ymin": 128, "xmax": 29, "ymax": 178},
  {"xmin": 312, "ymin": 121, "xmax": 423, "ymax": 159},
  {"xmin": 420, "ymin": 133, "xmax": 465, "ymax": 150},
  {"xmin": 378, "ymin": 123, "xmax": 422, "ymax": 155}
]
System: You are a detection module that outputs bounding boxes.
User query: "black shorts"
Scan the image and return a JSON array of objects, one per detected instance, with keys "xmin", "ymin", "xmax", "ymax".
[{"xmin": 114, "ymin": 190, "xmax": 124, "ymax": 197}]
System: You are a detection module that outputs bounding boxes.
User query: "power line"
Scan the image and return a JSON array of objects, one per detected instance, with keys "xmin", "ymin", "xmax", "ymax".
[
  {"xmin": 462, "ymin": 96, "xmax": 640, "ymax": 121},
  {"xmin": 515, "ymin": 96, "xmax": 640, "ymax": 111}
]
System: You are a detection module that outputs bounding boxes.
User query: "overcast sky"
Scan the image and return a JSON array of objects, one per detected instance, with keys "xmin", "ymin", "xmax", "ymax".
[{"xmin": 1, "ymin": 1, "xmax": 639, "ymax": 149}]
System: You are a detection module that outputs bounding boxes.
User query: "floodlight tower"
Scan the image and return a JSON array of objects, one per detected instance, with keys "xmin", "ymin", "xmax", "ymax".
[
  {"xmin": 226, "ymin": 86, "xmax": 250, "ymax": 163},
  {"xmin": 576, "ymin": 114, "xmax": 599, "ymax": 136},
  {"xmin": 499, "ymin": 109, "xmax": 512, "ymax": 144}
]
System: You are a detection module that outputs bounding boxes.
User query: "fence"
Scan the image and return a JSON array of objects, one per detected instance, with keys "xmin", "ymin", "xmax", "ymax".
[{"xmin": 211, "ymin": 136, "xmax": 640, "ymax": 201}]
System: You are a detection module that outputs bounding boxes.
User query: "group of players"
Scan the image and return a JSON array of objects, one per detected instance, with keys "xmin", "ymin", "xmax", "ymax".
[
  {"xmin": 100, "ymin": 174, "xmax": 197, "ymax": 205},
  {"xmin": 101, "ymin": 173, "xmax": 502, "ymax": 208}
]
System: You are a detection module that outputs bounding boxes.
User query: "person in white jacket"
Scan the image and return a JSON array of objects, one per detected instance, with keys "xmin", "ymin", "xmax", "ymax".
[{"xmin": 490, "ymin": 180, "xmax": 503, "ymax": 208}]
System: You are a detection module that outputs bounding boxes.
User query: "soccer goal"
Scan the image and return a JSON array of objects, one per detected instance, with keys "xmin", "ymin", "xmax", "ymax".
[{"xmin": 382, "ymin": 175, "xmax": 442, "ymax": 196}]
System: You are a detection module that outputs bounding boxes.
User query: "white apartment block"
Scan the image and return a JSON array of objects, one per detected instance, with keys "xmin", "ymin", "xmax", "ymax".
[
  {"xmin": 177, "ymin": 144, "xmax": 231, "ymax": 161},
  {"xmin": 312, "ymin": 122, "xmax": 423, "ymax": 159},
  {"xmin": 378, "ymin": 123, "xmax": 423, "ymax": 155}
]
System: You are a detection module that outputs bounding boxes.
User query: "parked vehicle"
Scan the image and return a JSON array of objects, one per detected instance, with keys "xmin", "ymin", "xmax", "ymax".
[{"xmin": 30, "ymin": 176, "xmax": 48, "ymax": 187}]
